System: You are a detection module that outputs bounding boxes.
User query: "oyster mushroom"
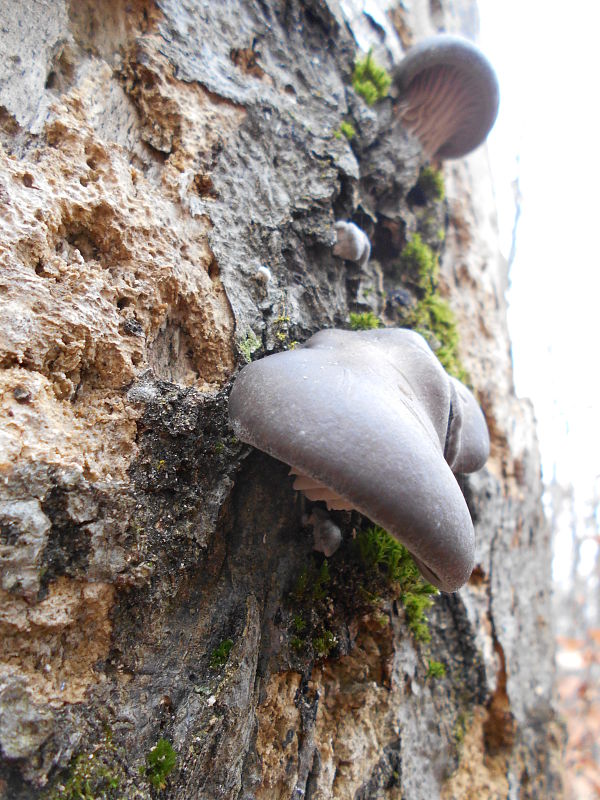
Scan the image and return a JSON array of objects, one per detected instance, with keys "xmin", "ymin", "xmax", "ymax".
[
  {"xmin": 395, "ymin": 34, "xmax": 499, "ymax": 159},
  {"xmin": 229, "ymin": 328, "xmax": 489, "ymax": 592}
]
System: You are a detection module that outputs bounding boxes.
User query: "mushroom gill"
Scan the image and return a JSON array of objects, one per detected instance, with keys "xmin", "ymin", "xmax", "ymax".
[
  {"xmin": 395, "ymin": 35, "xmax": 499, "ymax": 160},
  {"xmin": 289, "ymin": 468, "xmax": 354, "ymax": 510}
]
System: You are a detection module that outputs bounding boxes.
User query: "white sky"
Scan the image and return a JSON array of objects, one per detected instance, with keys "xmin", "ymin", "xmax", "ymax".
[{"xmin": 477, "ymin": 1, "xmax": 600, "ymax": 579}]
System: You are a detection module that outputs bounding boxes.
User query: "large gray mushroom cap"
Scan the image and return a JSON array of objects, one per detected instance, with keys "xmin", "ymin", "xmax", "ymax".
[
  {"xmin": 395, "ymin": 34, "xmax": 499, "ymax": 159},
  {"xmin": 229, "ymin": 328, "xmax": 489, "ymax": 592}
]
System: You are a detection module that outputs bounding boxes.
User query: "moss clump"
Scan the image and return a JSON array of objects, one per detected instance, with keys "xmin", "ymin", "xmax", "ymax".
[
  {"xmin": 354, "ymin": 525, "xmax": 438, "ymax": 642},
  {"xmin": 398, "ymin": 234, "xmax": 468, "ymax": 383},
  {"xmin": 288, "ymin": 559, "xmax": 338, "ymax": 660},
  {"xmin": 349, "ymin": 311, "xmax": 383, "ymax": 331},
  {"xmin": 410, "ymin": 294, "xmax": 469, "ymax": 383},
  {"xmin": 340, "ymin": 120, "xmax": 356, "ymax": 140},
  {"xmin": 352, "ymin": 50, "xmax": 391, "ymax": 105},
  {"xmin": 239, "ymin": 331, "xmax": 261, "ymax": 363},
  {"xmin": 49, "ymin": 730, "xmax": 123, "ymax": 800},
  {"xmin": 292, "ymin": 561, "xmax": 331, "ymax": 604},
  {"xmin": 398, "ymin": 233, "xmax": 438, "ymax": 292},
  {"xmin": 334, "ymin": 121, "xmax": 356, "ymax": 140},
  {"xmin": 453, "ymin": 710, "xmax": 471, "ymax": 750},
  {"xmin": 417, "ymin": 166, "xmax": 445, "ymax": 202},
  {"xmin": 273, "ymin": 310, "xmax": 298, "ymax": 350},
  {"xmin": 427, "ymin": 659, "xmax": 447, "ymax": 679},
  {"xmin": 293, "ymin": 614, "xmax": 307, "ymax": 633},
  {"xmin": 142, "ymin": 739, "xmax": 177, "ymax": 791},
  {"xmin": 210, "ymin": 638, "xmax": 234, "ymax": 669},
  {"xmin": 287, "ymin": 528, "xmax": 438, "ymax": 664},
  {"xmin": 311, "ymin": 560, "xmax": 331, "ymax": 601},
  {"xmin": 313, "ymin": 630, "xmax": 336, "ymax": 658}
]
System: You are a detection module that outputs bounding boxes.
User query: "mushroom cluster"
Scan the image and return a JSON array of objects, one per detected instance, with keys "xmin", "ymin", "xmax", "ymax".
[
  {"xmin": 229, "ymin": 328, "xmax": 489, "ymax": 593},
  {"xmin": 395, "ymin": 34, "xmax": 499, "ymax": 159}
]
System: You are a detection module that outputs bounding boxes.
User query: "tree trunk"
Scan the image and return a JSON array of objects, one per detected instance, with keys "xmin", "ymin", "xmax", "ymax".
[{"xmin": 0, "ymin": 1, "xmax": 564, "ymax": 798}]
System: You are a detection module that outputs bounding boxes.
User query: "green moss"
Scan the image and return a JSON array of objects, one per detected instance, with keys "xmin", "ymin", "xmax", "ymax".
[
  {"xmin": 288, "ymin": 529, "xmax": 437, "ymax": 664},
  {"xmin": 49, "ymin": 730, "xmax": 123, "ymax": 800},
  {"xmin": 210, "ymin": 638, "xmax": 234, "ymax": 669},
  {"xmin": 398, "ymin": 233, "xmax": 438, "ymax": 292},
  {"xmin": 142, "ymin": 739, "xmax": 177, "ymax": 791},
  {"xmin": 427, "ymin": 659, "xmax": 447, "ymax": 679},
  {"xmin": 313, "ymin": 630, "xmax": 336, "ymax": 658},
  {"xmin": 453, "ymin": 710, "xmax": 471, "ymax": 751},
  {"xmin": 292, "ymin": 567, "xmax": 310, "ymax": 603},
  {"xmin": 349, "ymin": 311, "xmax": 383, "ymax": 331},
  {"xmin": 399, "ymin": 234, "xmax": 468, "ymax": 383},
  {"xmin": 273, "ymin": 310, "xmax": 297, "ymax": 350},
  {"xmin": 288, "ymin": 559, "xmax": 336, "ymax": 660},
  {"xmin": 352, "ymin": 50, "xmax": 391, "ymax": 105},
  {"xmin": 340, "ymin": 121, "xmax": 356, "ymax": 140},
  {"xmin": 410, "ymin": 294, "xmax": 469, "ymax": 383},
  {"xmin": 354, "ymin": 526, "xmax": 438, "ymax": 642},
  {"xmin": 239, "ymin": 331, "xmax": 261, "ymax": 363},
  {"xmin": 417, "ymin": 166, "xmax": 445, "ymax": 202},
  {"xmin": 312, "ymin": 559, "xmax": 331, "ymax": 601},
  {"xmin": 292, "ymin": 560, "xmax": 331, "ymax": 604},
  {"xmin": 334, "ymin": 121, "xmax": 356, "ymax": 140},
  {"xmin": 293, "ymin": 614, "xmax": 306, "ymax": 633}
]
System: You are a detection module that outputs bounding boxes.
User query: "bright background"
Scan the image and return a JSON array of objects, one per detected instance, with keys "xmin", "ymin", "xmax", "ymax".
[
  {"xmin": 478, "ymin": 0, "xmax": 600, "ymax": 584},
  {"xmin": 477, "ymin": 3, "xmax": 600, "ymax": 794}
]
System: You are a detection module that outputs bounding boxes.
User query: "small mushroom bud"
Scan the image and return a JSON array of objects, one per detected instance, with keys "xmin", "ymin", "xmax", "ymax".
[
  {"xmin": 307, "ymin": 507, "xmax": 342, "ymax": 557},
  {"xmin": 333, "ymin": 221, "xmax": 371, "ymax": 268},
  {"xmin": 255, "ymin": 265, "xmax": 272, "ymax": 283}
]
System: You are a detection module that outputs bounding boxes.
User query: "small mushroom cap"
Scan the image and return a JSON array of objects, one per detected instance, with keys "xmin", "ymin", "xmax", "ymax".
[
  {"xmin": 229, "ymin": 328, "xmax": 486, "ymax": 592},
  {"xmin": 395, "ymin": 34, "xmax": 499, "ymax": 159},
  {"xmin": 308, "ymin": 507, "xmax": 343, "ymax": 557},
  {"xmin": 255, "ymin": 265, "xmax": 272, "ymax": 283},
  {"xmin": 447, "ymin": 377, "xmax": 490, "ymax": 473},
  {"xmin": 333, "ymin": 221, "xmax": 371, "ymax": 267}
]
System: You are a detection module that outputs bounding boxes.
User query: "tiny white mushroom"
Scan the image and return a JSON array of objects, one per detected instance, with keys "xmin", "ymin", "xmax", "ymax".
[
  {"xmin": 307, "ymin": 507, "xmax": 342, "ymax": 557},
  {"xmin": 333, "ymin": 221, "xmax": 371, "ymax": 268},
  {"xmin": 255, "ymin": 265, "xmax": 272, "ymax": 283}
]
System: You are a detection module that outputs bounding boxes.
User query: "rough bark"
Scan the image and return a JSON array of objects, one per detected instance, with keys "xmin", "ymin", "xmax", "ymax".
[{"xmin": 0, "ymin": 1, "xmax": 563, "ymax": 798}]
